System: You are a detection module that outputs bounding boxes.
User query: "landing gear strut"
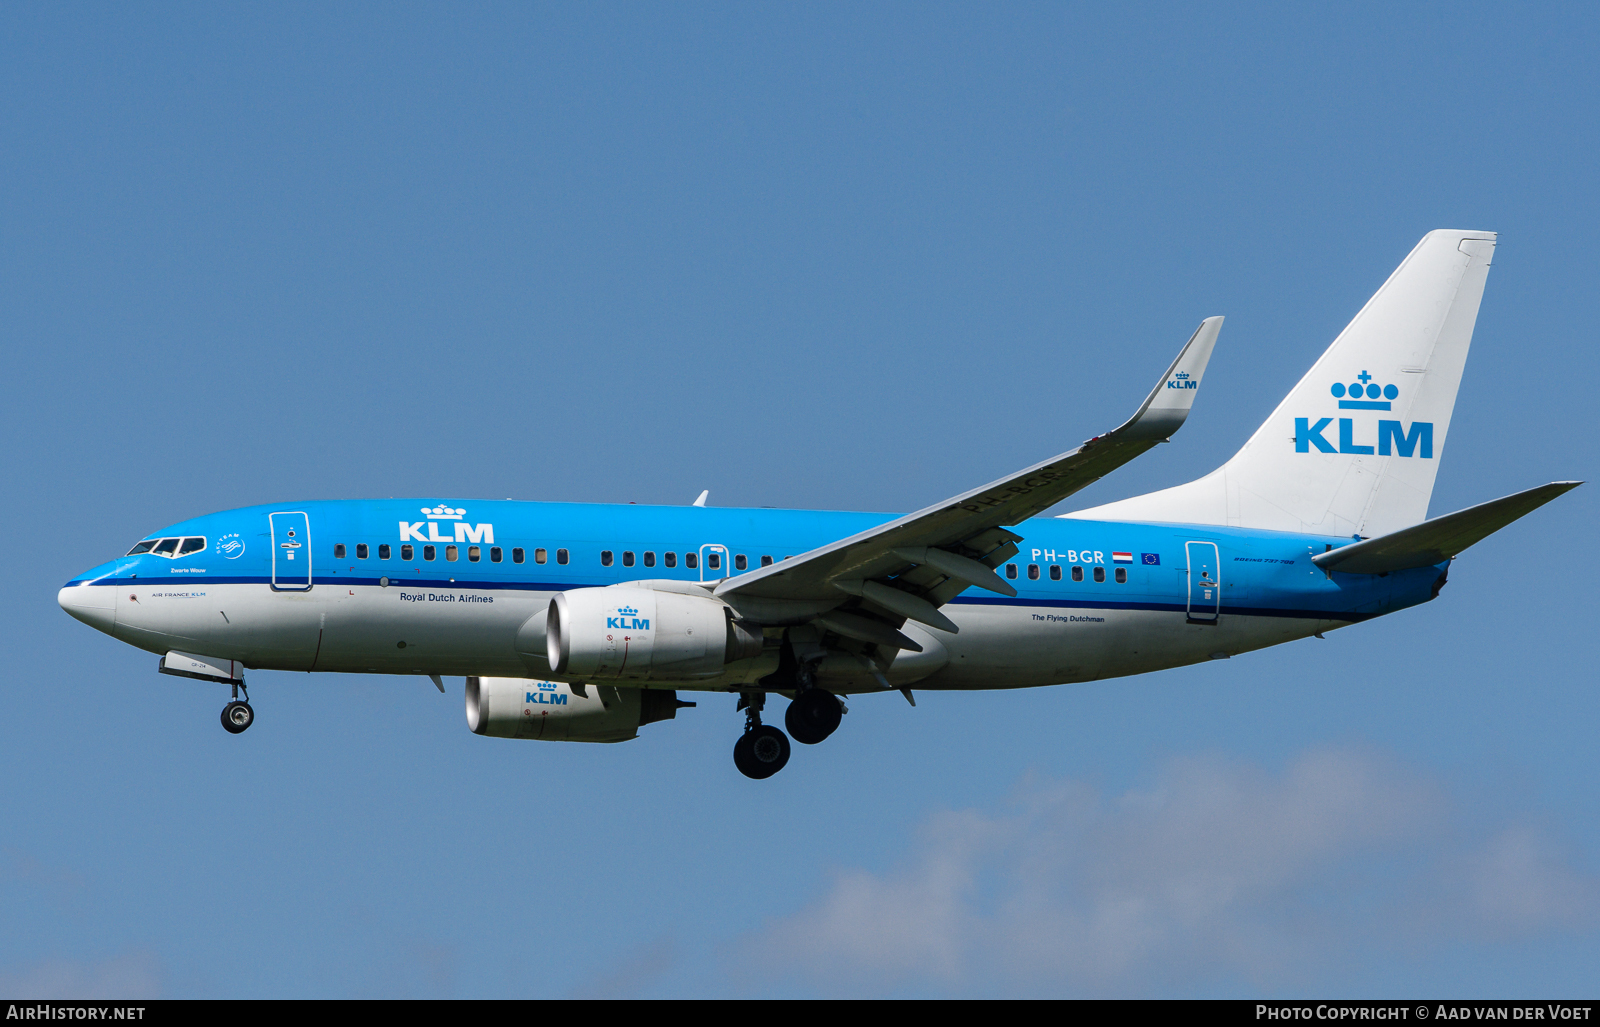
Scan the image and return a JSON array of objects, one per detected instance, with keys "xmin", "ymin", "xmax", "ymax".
[
  {"xmin": 732, "ymin": 692, "xmax": 789, "ymax": 779},
  {"xmin": 221, "ymin": 681, "xmax": 254, "ymax": 734}
]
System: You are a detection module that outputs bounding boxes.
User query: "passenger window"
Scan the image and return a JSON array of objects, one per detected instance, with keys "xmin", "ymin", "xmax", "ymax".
[
  {"xmin": 601, "ymin": 551, "xmax": 614, "ymax": 567},
  {"xmin": 356, "ymin": 543, "xmax": 368, "ymax": 559},
  {"xmin": 423, "ymin": 545, "xmax": 436, "ymax": 561},
  {"xmin": 1115, "ymin": 567, "xmax": 1127, "ymax": 583},
  {"xmin": 557, "ymin": 549, "xmax": 569, "ymax": 565},
  {"xmin": 1072, "ymin": 566, "xmax": 1083, "ymax": 582},
  {"xmin": 685, "ymin": 552, "xmax": 698, "ymax": 570},
  {"xmin": 468, "ymin": 545, "xmax": 481, "ymax": 562},
  {"xmin": 179, "ymin": 537, "xmax": 205, "ymax": 556},
  {"xmin": 761, "ymin": 555, "xmax": 773, "ymax": 567},
  {"xmin": 153, "ymin": 538, "xmax": 179, "ymax": 557},
  {"xmin": 1093, "ymin": 566, "xmax": 1105, "ymax": 582},
  {"xmin": 1049, "ymin": 564, "xmax": 1061, "ymax": 581},
  {"xmin": 127, "ymin": 540, "xmax": 157, "ymax": 556},
  {"xmin": 379, "ymin": 544, "xmax": 391, "ymax": 560},
  {"xmin": 735, "ymin": 554, "xmax": 747, "ymax": 571},
  {"xmin": 489, "ymin": 546, "xmax": 502, "ymax": 563},
  {"xmin": 513, "ymin": 548, "xmax": 526, "ymax": 564},
  {"xmin": 401, "ymin": 544, "xmax": 414, "ymax": 561},
  {"xmin": 664, "ymin": 551, "xmax": 677, "ymax": 568},
  {"xmin": 1005, "ymin": 563, "xmax": 1017, "ymax": 579},
  {"xmin": 445, "ymin": 545, "xmax": 459, "ymax": 562},
  {"xmin": 622, "ymin": 551, "xmax": 634, "ymax": 567},
  {"xmin": 1028, "ymin": 564, "xmax": 1040, "ymax": 580},
  {"xmin": 643, "ymin": 551, "xmax": 655, "ymax": 568},
  {"xmin": 334, "ymin": 544, "xmax": 346, "ymax": 559},
  {"xmin": 708, "ymin": 553, "xmax": 721, "ymax": 570},
  {"xmin": 533, "ymin": 548, "xmax": 546, "ymax": 564}
]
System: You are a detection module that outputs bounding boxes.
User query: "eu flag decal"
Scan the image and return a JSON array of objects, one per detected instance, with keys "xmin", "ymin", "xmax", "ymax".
[{"xmin": 1141, "ymin": 553, "xmax": 1160, "ymax": 566}]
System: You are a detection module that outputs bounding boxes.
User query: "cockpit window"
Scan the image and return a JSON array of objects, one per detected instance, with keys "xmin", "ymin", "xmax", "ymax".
[
  {"xmin": 152, "ymin": 538, "xmax": 179, "ymax": 557},
  {"xmin": 178, "ymin": 537, "xmax": 205, "ymax": 556},
  {"xmin": 127, "ymin": 540, "xmax": 157, "ymax": 556}
]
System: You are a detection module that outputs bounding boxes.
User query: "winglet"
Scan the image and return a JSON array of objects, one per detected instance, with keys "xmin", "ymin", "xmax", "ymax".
[
  {"xmin": 692, "ymin": 490, "xmax": 709, "ymax": 507},
  {"xmin": 1112, "ymin": 316, "xmax": 1223, "ymax": 443}
]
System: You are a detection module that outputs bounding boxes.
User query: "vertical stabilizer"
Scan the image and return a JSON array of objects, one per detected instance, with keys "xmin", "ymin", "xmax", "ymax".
[{"xmin": 1067, "ymin": 230, "xmax": 1496, "ymax": 537}]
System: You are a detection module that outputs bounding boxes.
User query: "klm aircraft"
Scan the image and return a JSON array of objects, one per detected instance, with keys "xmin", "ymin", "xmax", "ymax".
[{"xmin": 58, "ymin": 230, "xmax": 1579, "ymax": 778}]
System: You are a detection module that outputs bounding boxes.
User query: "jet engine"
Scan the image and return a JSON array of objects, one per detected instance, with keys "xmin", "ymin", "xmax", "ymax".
[
  {"xmin": 465, "ymin": 676, "xmax": 691, "ymax": 743},
  {"xmin": 546, "ymin": 586, "xmax": 763, "ymax": 681}
]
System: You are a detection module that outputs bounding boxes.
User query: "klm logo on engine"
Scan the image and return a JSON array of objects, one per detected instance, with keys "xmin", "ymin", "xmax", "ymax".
[
  {"xmin": 397, "ymin": 504, "xmax": 494, "ymax": 543},
  {"xmin": 607, "ymin": 605, "xmax": 650, "ymax": 630},
  {"xmin": 1294, "ymin": 371, "xmax": 1433, "ymax": 458},
  {"xmin": 525, "ymin": 690, "xmax": 567, "ymax": 706},
  {"xmin": 1166, "ymin": 371, "xmax": 1196, "ymax": 390}
]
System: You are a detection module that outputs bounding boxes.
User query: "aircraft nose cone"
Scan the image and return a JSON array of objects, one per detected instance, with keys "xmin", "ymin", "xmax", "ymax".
[{"xmin": 58, "ymin": 582, "xmax": 116, "ymax": 634}]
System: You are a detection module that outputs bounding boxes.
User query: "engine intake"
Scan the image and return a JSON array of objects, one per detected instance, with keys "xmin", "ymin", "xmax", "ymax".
[
  {"xmin": 546, "ymin": 586, "xmax": 763, "ymax": 680},
  {"xmin": 465, "ymin": 676, "xmax": 692, "ymax": 743}
]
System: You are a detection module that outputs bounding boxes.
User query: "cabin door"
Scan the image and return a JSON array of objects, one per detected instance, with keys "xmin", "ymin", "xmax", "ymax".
[
  {"xmin": 270, "ymin": 511, "xmax": 313, "ymax": 591},
  {"xmin": 1185, "ymin": 540, "xmax": 1220, "ymax": 624}
]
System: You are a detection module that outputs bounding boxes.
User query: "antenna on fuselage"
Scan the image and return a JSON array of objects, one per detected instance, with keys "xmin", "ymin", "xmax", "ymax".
[{"xmin": 692, "ymin": 490, "xmax": 709, "ymax": 507}]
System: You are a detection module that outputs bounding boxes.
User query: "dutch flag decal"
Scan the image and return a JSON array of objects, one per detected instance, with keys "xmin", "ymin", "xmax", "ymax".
[{"xmin": 1112, "ymin": 552, "xmax": 1133, "ymax": 564}]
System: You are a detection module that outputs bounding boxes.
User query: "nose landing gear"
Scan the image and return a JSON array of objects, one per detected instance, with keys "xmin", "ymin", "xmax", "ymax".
[
  {"xmin": 732, "ymin": 692, "xmax": 789, "ymax": 779},
  {"xmin": 220, "ymin": 682, "xmax": 254, "ymax": 734}
]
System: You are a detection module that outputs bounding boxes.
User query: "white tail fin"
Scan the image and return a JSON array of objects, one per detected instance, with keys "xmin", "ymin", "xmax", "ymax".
[{"xmin": 1068, "ymin": 230, "xmax": 1497, "ymax": 537}]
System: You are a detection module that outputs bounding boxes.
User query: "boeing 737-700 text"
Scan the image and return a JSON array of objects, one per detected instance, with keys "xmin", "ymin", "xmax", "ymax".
[{"xmin": 58, "ymin": 230, "xmax": 1579, "ymax": 778}]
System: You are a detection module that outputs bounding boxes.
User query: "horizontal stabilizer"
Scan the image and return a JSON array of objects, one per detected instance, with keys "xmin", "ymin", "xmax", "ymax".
[{"xmin": 1312, "ymin": 481, "xmax": 1582, "ymax": 575}]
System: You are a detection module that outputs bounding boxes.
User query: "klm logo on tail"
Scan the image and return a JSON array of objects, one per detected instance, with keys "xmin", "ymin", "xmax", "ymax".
[{"xmin": 1295, "ymin": 372, "xmax": 1432, "ymax": 458}]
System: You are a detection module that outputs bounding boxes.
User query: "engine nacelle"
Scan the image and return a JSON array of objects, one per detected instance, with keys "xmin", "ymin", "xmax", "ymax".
[
  {"xmin": 465, "ymin": 676, "xmax": 689, "ymax": 743},
  {"xmin": 547, "ymin": 586, "xmax": 763, "ymax": 681}
]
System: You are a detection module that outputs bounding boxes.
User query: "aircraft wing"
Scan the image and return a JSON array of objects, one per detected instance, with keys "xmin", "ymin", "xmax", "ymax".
[{"xmin": 714, "ymin": 317, "xmax": 1223, "ymax": 631}]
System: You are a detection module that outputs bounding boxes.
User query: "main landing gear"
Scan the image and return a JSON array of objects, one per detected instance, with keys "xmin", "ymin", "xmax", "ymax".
[
  {"xmin": 221, "ymin": 681, "xmax": 254, "ymax": 734},
  {"xmin": 732, "ymin": 686, "xmax": 847, "ymax": 778},
  {"xmin": 733, "ymin": 692, "xmax": 790, "ymax": 779},
  {"xmin": 785, "ymin": 687, "xmax": 843, "ymax": 745}
]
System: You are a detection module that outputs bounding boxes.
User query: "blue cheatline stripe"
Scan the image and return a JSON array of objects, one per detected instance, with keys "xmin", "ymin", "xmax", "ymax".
[{"xmin": 68, "ymin": 574, "xmax": 1366, "ymax": 622}]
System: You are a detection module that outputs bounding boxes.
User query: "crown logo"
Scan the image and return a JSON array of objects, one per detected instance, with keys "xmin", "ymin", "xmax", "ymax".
[
  {"xmin": 422, "ymin": 505, "xmax": 466, "ymax": 519},
  {"xmin": 1331, "ymin": 371, "xmax": 1398, "ymax": 410},
  {"xmin": 617, "ymin": 606, "xmax": 639, "ymax": 616}
]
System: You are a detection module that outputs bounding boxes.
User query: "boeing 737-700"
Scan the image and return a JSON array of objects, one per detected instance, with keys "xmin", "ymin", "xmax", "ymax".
[{"xmin": 58, "ymin": 230, "xmax": 1579, "ymax": 778}]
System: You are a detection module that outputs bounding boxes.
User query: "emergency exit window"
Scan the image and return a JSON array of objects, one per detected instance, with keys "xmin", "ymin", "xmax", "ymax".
[{"xmin": 685, "ymin": 552, "xmax": 698, "ymax": 570}]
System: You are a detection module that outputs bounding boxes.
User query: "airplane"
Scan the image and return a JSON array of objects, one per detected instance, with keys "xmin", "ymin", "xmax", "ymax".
[{"xmin": 58, "ymin": 229, "xmax": 1579, "ymax": 779}]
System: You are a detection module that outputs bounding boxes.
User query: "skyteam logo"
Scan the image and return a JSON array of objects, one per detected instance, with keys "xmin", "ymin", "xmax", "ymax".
[
  {"xmin": 1295, "ymin": 371, "xmax": 1432, "ymax": 459},
  {"xmin": 608, "ymin": 605, "xmax": 650, "ymax": 631},
  {"xmin": 398, "ymin": 504, "xmax": 494, "ymax": 544},
  {"xmin": 1166, "ymin": 371, "xmax": 1197, "ymax": 390},
  {"xmin": 217, "ymin": 533, "xmax": 245, "ymax": 559}
]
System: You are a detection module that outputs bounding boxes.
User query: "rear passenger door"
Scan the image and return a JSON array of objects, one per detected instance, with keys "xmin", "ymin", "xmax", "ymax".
[{"xmin": 270, "ymin": 512, "xmax": 313, "ymax": 591}]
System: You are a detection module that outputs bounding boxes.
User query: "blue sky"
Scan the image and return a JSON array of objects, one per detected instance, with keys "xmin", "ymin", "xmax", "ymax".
[{"xmin": 2, "ymin": 3, "xmax": 1596, "ymax": 997}]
